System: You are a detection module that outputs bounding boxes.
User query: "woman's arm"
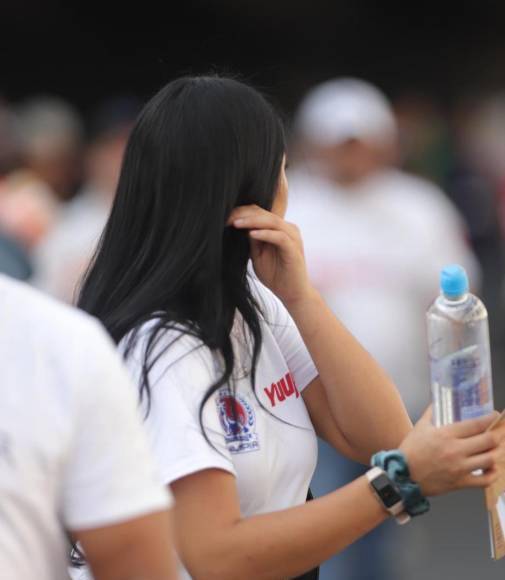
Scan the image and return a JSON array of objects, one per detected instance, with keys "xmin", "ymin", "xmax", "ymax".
[
  {"xmin": 301, "ymin": 376, "xmax": 390, "ymax": 464},
  {"xmin": 294, "ymin": 292, "xmax": 412, "ymax": 463},
  {"xmin": 172, "ymin": 410, "xmax": 503, "ymax": 580},
  {"xmin": 172, "ymin": 468, "xmax": 386, "ymax": 580},
  {"xmin": 171, "ymin": 206, "xmax": 505, "ymax": 578},
  {"xmin": 231, "ymin": 205, "xmax": 412, "ymax": 461}
]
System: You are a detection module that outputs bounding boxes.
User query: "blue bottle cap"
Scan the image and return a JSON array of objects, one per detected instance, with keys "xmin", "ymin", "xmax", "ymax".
[{"xmin": 440, "ymin": 264, "xmax": 469, "ymax": 298}]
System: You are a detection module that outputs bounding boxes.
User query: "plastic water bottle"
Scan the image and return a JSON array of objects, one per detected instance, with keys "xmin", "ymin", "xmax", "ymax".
[{"xmin": 427, "ymin": 264, "xmax": 494, "ymax": 427}]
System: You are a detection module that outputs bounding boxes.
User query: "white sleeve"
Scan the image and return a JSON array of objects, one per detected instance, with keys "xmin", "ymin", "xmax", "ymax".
[
  {"xmin": 137, "ymin": 339, "xmax": 237, "ymax": 486},
  {"xmin": 252, "ymin": 277, "xmax": 318, "ymax": 392},
  {"xmin": 62, "ymin": 326, "xmax": 170, "ymax": 531}
]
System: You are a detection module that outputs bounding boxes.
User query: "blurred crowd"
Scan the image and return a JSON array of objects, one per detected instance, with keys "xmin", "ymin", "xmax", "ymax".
[
  {"xmin": 285, "ymin": 79, "xmax": 505, "ymax": 580},
  {"xmin": 3, "ymin": 83, "xmax": 502, "ymax": 399},
  {"xmin": 0, "ymin": 94, "xmax": 140, "ymax": 301},
  {"xmin": 1, "ymin": 79, "xmax": 505, "ymax": 579},
  {"xmin": 2, "ymin": 84, "xmax": 505, "ymax": 324},
  {"xmin": 394, "ymin": 90, "xmax": 505, "ymax": 342}
]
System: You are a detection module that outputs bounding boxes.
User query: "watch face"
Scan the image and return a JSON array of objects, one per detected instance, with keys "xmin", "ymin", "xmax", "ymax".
[{"xmin": 371, "ymin": 473, "xmax": 402, "ymax": 508}]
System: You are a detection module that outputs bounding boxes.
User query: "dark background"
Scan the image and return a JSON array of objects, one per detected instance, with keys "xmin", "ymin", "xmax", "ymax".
[{"xmin": 3, "ymin": 0, "xmax": 505, "ymax": 114}]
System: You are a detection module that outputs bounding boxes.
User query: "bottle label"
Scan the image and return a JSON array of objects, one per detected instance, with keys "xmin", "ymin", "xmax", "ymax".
[{"xmin": 432, "ymin": 345, "xmax": 493, "ymax": 423}]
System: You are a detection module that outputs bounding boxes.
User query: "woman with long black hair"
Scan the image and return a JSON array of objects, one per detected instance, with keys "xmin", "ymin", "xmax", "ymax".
[{"xmin": 78, "ymin": 76, "xmax": 505, "ymax": 579}]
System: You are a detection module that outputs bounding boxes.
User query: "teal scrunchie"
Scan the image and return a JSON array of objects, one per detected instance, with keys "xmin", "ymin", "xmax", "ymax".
[{"xmin": 371, "ymin": 450, "xmax": 430, "ymax": 517}]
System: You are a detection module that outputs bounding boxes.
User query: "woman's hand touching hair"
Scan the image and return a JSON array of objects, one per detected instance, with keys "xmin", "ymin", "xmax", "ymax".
[{"xmin": 229, "ymin": 204, "xmax": 313, "ymax": 306}]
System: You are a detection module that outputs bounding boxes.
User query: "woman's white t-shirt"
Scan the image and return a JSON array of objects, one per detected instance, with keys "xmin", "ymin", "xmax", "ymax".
[{"xmin": 124, "ymin": 279, "xmax": 319, "ymax": 578}]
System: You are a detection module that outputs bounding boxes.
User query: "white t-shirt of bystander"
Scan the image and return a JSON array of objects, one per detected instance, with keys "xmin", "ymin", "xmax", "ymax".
[
  {"xmin": 33, "ymin": 186, "xmax": 111, "ymax": 303},
  {"xmin": 122, "ymin": 278, "xmax": 319, "ymax": 579},
  {"xmin": 287, "ymin": 167, "xmax": 480, "ymax": 418},
  {"xmin": 0, "ymin": 275, "xmax": 170, "ymax": 580}
]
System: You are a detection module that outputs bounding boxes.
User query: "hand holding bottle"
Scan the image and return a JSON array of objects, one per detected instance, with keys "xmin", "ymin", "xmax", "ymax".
[{"xmin": 399, "ymin": 406, "xmax": 505, "ymax": 496}]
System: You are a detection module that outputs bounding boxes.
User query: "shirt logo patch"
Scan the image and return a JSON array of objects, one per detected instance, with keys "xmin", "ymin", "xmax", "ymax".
[
  {"xmin": 263, "ymin": 372, "xmax": 300, "ymax": 407},
  {"xmin": 216, "ymin": 390, "xmax": 259, "ymax": 454}
]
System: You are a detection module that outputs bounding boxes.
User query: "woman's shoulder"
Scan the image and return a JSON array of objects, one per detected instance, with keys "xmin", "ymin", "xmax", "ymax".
[{"xmin": 120, "ymin": 318, "xmax": 216, "ymax": 387}]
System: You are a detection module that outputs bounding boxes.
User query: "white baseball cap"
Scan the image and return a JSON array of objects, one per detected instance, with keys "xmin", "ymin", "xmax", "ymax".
[{"xmin": 295, "ymin": 78, "xmax": 397, "ymax": 147}]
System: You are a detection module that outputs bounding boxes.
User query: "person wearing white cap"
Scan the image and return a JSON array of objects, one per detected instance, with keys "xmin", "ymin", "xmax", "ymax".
[
  {"xmin": 295, "ymin": 78, "xmax": 397, "ymax": 152},
  {"xmin": 287, "ymin": 78, "xmax": 479, "ymax": 580}
]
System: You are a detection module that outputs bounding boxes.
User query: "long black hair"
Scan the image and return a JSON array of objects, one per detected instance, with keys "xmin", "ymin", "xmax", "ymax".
[{"xmin": 78, "ymin": 75, "xmax": 286, "ymax": 428}]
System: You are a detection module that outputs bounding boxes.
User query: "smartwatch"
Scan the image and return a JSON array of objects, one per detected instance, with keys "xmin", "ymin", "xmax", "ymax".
[{"xmin": 366, "ymin": 467, "xmax": 411, "ymax": 525}]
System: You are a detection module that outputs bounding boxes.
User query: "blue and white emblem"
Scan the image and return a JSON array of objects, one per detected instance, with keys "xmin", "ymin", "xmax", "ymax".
[{"xmin": 216, "ymin": 389, "xmax": 259, "ymax": 454}]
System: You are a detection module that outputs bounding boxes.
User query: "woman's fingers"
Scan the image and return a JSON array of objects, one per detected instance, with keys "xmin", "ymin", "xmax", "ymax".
[
  {"xmin": 443, "ymin": 412, "xmax": 498, "ymax": 438},
  {"xmin": 463, "ymin": 450, "xmax": 498, "ymax": 473},
  {"xmin": 404, "ymin": 405, "xmax": 505, "ymax": 495},
  {"xmin": 457, "ymin": 469, "xmax": 498, "ymax": 489},
  {"xmin": 229, "ymin": 205, "xmax": 278, "ymax": 228},
  {"xmin": 229, "ymin": 205, "xmax": 299, "ymax": 239},
  {"xmin": 228, "ymin": 204, "xmax": 264, "ymax": 223},
  {"xmin": 458, "ymin": 431, "xmax": 499, "ymax": 456},
  {"xmin": 249, "ymin": 229, "xmax": 292, "ymax": 251},
  {"xmin": 233, "ymin": 212, "xmax": 286, "ymax": 233}
]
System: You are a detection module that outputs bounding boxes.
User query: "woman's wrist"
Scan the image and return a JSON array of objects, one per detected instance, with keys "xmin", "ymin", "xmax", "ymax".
[
  {"xmin": 371, "ymin": 450, "xmax": 430, "ymax": 518},
  {"xmin": 281, "ymin": 285, "xmax": 321, "ymax": 317}
]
